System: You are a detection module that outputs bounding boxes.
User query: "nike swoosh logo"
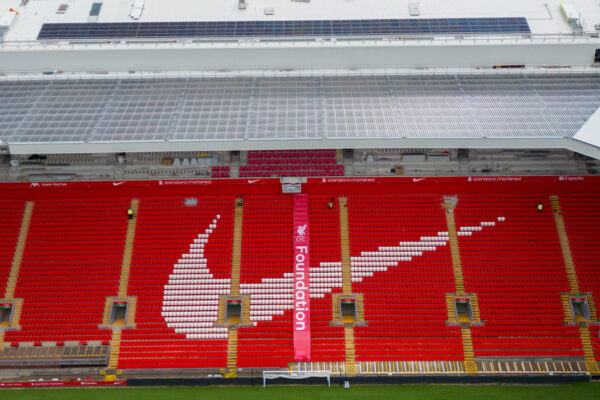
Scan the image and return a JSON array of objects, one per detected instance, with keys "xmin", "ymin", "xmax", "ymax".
[
  {"xmin": 112, "ymin": 182, "xmax": 125, "ymax": 186},
  {"xmin": 412, "ymin": 178, "xmax": 425, "ymax": 182},
  {"xmin": 248, "ymin": 179, "xmax": 260, "ymax": 184},
  {"xmin": 163, "ymin": 214, "xmax": 504, "ymax": 340}
]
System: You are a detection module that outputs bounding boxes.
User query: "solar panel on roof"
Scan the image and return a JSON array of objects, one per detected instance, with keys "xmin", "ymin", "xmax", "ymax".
[{"xmin": 37, "ymin": 17, "xmax": 531, "ymax": 40}]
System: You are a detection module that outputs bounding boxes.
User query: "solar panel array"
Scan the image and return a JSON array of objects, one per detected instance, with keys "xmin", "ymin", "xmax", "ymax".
[
  {"xmin": 1, "ymin": 74, "xmax": 598, "ymax": 144},
  {"xmin": 37, "ymin": 18, "xmax": 530, "ymax": 40}
]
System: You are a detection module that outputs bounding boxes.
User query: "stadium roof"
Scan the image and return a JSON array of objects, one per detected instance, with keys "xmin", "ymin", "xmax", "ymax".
[
  {"xmin": 1, "ymin": 1, "xmax": 599, "ymax": 74},
  {"xmin": 0, "ymin": 0, "xmax": 600, "ymax": 74},
  {"xmin": 4, "ymin": 0, "xmax": 600, "ymax": 42},
  {"xmin": 1, "ymin": 73, "xmax": 600, "ymax": 157},
  {"xmin": 1, "ymin": 1, "xmax": 600, "ymax": 158}
]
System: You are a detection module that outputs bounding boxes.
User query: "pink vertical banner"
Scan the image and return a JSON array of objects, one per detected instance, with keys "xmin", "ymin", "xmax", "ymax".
[{"xmin": 293, "ymin": 194, "xmax": 311, "ymax": 361}]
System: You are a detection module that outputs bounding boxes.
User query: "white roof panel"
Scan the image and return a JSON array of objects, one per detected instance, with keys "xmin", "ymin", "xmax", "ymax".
[{"xmin": 1, "ymin": 73, "xmax": 599, "ymax": 147}]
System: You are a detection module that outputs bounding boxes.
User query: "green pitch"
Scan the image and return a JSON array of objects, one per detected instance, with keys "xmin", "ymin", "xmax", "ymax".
[{"xmin": 1, "ymin": 383, "xmax": 599, "ymax": 400}]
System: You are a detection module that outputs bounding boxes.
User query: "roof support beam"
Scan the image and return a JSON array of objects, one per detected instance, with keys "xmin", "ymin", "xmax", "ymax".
[{"xmin": 7, "ymin": 137, "xmax": 599, "ymax": 160}]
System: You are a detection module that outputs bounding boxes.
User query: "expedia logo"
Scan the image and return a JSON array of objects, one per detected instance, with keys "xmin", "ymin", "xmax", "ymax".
[{"xmin": 559, "ymin": 176, "xmax": 584, "ymax": 181}]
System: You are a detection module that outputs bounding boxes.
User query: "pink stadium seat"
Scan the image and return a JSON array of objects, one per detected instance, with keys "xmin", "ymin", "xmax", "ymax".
[
  {"xmin": 211, "ymin": 166, "xmax": 231, "ymax": 179},
  {"xmin": 240, "ymin": 150, "xmax": 343, "ymax": 178}
]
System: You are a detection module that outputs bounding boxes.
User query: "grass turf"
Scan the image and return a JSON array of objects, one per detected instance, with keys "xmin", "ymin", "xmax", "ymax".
[{"xmin": 0, "ymin": 383, "xmax": 599, "ymax": 400}]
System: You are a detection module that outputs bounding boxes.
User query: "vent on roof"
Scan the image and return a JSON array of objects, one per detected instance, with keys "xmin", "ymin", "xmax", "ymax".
[
  {"xmin": 238, "ymin": 0, "xmax": 247, "ymax": 10},
  {"xmin": 408, "ymin": 2, "xmax": 420, "ymax": 17},
  {"xmin": 0, "ymin": 9, "xmax": 17, "ymax": 41},
  {"xmin": 130, "ymin": 0, "xmax": 144, "ymax": 20},
  {"xmin": 88, "ymin": 2, "xmax": 102, "ymax": 22},
  {"xmin": 57, "ymin": 4, "xmax": 68, "ymax": 14},
  {"xmin": 560, "ymin": 2, "xmax": 583, "ymax": 33}
]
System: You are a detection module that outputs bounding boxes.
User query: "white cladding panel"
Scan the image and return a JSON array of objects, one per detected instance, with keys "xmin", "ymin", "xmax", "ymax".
[
  {"xmin": 1, "ymin": 40, "xmax": 599, "ymax": 73},
  {"xmin": 574, "ymin": 107, "xmax": 600, "ymax": 149}
]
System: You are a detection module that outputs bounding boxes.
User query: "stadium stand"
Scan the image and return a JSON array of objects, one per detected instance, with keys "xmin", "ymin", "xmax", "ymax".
[
  {"xmin": 118, "ymin": 197, "xmax": 234, "ymax": 369},
  {"xmin": 308, "ymin": 196, "xmax": 345, "ymax": 363},
  {"xmin": 559, "ymin": 194, "xmax": 600, "ymax": 361},
  {"xmin": 237, "ymin": 196, "xmax": 294, "ymax": 368},
  {"xmin": 5, "ymin": 199, "xmax": 129, "ymax": 343},
  {"xmin": 3, "ymin": 0, "xmax": 600, "ymax": 387},
  {"xmin": 455, "ymin": 195, "xmax": 583, "ymax": 357},
  {"xmin": 348, "ymin": 195, "xmax": 463, "ymax": 361},
  {"xmin": 0, "ymin": 178, "xmax": 599, "ymax": 374},
  {"xmin": 560, "ymin": 195, "xmax": 600, "ymax": 304},
  {"xmin": 240, "ymin": 150, "xmax": 343, "ymax": 178}
]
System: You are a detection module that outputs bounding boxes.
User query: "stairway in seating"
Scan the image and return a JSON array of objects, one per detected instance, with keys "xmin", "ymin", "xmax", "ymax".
[
  {"xmin": 461, "ymin": 327, "xmax": 477, "ymax": 374},
  {"xmin": 338, "ymin": 197, "xmax": 352, "ymax": 295},
  {"xmin": 109, "ymin": 198, "xmax": 139, "ymax": 369},
  {"xmin": 107, "ymin": 330, "xmax": 122, "ymax": 369},
  {"xmin": 226, "ymin": 327, "xmax": 239, "ymax": 370},
  {"xmin": 580, "ymin": 326, "xmax": 600, "ymax": 374},
  {"xmin": 118, "ymin": 199, "xmax": 140, "ymax": 298},
  {"xmin": 443, "ymin": 200, "xmax": 477, "ymax": 373},
  {"xmin": 126, "ymin": 297, "xmax": 137, "ymax": 327},
  {"xmin": 470, "ymin": 296, "xmax": 481, "ymax": 322},
  {"xmin": 550, "ymin": 195, "xmax": 599, "ymax": 374},
  {"xmin": 338, "ymin": 197, "xmax": 357, "ymax": 374},
  {"xmin": 230, "ymin": 200, "xmax": 244, "ymax": 296},
  {"xmin": 344, "ymin": 325, "xmax": 356, "ymax": 375},
  {"xmin": 355, "ymin": 297, "xmax": 365, "ymax": 322},
  {"xmin": 549, "ymin": 196, "xmax": 579, "ymax": 294},
  {"xmin": 443, "ymin": 204, "xmax": 465, "ymax": 296},
  {"xmin": 225, "ymin": 198, "xmax": 243, "ymax": 373},
  {"xmin": 4, "ymin": 202, "xmax": 34, "ymax": 300}
]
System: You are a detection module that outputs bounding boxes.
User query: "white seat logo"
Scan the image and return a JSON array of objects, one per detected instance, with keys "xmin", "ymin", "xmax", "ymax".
[{"xmin": 162, "ymin": 214, "xmax": 505, "ymax": 339}]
